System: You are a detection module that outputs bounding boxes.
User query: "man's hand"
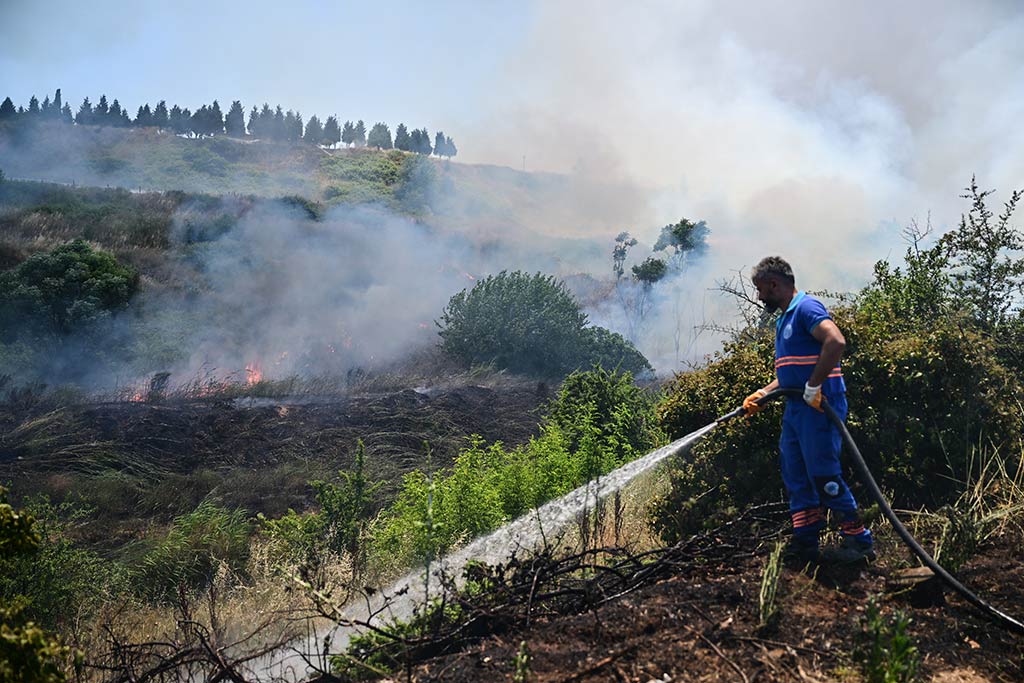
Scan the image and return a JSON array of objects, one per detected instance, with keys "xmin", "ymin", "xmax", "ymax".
[
  {"xmin": 743, "ymin": 388, "xmax": 768, "ymax": 416},
  {"xmin": 804, "ymin": 382, "xmax": 824, "ymax": 412}
]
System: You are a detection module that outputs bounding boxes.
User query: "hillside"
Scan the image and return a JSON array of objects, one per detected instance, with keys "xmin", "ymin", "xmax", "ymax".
[{"xmin": 384, "ymin": 516, "xmax": 1024, "ymax": 682}]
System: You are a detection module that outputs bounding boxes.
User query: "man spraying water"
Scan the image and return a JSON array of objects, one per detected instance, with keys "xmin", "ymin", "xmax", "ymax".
[{"xmin": 742, "ymin": 256, "xmax": 875, "ymax": 565}]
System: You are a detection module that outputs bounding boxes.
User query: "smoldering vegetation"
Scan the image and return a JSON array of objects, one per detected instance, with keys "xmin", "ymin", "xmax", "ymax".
[{"xmin": 0, "ymin": 174, "xmax": 701, "ymax": 394}]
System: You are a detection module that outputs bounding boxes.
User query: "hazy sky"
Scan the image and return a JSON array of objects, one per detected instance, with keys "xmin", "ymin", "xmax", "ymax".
[
  {"xmin": 0, "ymin": 0, "xmax": 530, "ymax": 137},
  {"xmin": 3, "ymin": 0, "xmax": 1024, "ymax": 291}
]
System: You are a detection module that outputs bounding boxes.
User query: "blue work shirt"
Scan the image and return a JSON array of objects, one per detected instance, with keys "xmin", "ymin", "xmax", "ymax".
[{"xmin": 774, "ymin": 291, "xmax": 846, "ymax": 396}]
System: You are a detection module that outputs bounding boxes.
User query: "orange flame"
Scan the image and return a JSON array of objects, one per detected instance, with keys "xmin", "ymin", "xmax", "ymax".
[{"xmin": 245, "ymin": 361, "xmax": 263, "ymax": 385}]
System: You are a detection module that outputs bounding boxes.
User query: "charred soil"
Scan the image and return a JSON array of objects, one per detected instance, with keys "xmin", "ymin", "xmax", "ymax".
[
  {"xmin": 0, "ymin": 381, "xmax": 550, "ymax": 549},
  {"xmin": 359, "ymin": 511, "xmax": 1024, "ymax": 683}
]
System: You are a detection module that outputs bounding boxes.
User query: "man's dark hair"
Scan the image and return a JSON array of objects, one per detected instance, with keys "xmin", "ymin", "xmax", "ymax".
[{"xmin": 751, "ymin": 256, "xmax": 795, "ymax": 286}]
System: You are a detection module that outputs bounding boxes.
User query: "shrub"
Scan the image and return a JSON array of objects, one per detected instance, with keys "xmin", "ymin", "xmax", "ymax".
[
  {"xmin": 262, "ymin": 441, "xmax": 379, "ymax": 567},
  {"xmin": 0, "ymin": 488, "xmax": 81, "ymax": 683},
  {"xmin": 438, "ymin": 270, "xmax": 651, "ymax": 378},
  {"xmin": 546, "ymin": 366, "xmax": 664, "ymax": 466},
  {"xmin": 0, "ymin": 495, "xmax": 120, "ymax": 631},
  {"xmin": 369, "ymin": 369, "xmax": 664, "ymax": 566},
  {"xmin": 0, "ymin": 239, "xmax": 139, "ymax": 338}
]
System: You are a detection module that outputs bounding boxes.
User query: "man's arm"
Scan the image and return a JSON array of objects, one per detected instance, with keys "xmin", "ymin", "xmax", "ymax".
[{"xmin": 808, "ymin": 319, "xmax": 846, "ymax": 387}]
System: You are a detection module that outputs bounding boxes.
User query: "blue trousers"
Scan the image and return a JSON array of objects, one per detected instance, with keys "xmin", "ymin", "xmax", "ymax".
[{"xmin": 780, "ymin": 394, "xmax": 870, "ymax": 546}]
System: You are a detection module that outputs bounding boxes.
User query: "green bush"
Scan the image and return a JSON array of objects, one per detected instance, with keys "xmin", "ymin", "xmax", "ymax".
[
  {"xmin": 651, "ymin": 330, "xmax": 781, "ymax": 542},
  {"xmin": 134, "ymin": 501, "xmax": 252, "ymax": 605},
  {"xmin": 369, "ymin": 369, "xmax": 664, "ymax": 567},
  {"xmin": 438, "ymin": 270, "xmax": 651, "ymax": 378},
  {"xmin": 0, "ymin": 239, "xmax": 139, "ymax": 338},
  {"xmin": 0, "ymin": 495, "xmax": 121, "ymax": 631},
  {"xmin": 262, "ymin": 441, "xmax": 379, "ymax": 567},
  {"xmin": 0, "ymin": 488, "xmax": 82, "ymax": 683}
]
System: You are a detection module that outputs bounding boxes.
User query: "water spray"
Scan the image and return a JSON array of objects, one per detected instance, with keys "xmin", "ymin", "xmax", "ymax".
[{"xmin": 252, "ymin": 386, "xmax": 1022, "ymax": 679}]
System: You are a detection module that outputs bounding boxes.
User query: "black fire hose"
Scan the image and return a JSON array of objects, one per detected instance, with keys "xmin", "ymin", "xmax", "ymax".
[{"xmin": 716, "ymin": 387, "xmax": 1024, "ymax": 636}]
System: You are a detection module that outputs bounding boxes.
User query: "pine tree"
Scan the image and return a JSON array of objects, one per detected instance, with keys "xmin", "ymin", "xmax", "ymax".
[
  {"xmin": 341, "ymin": 120, "xmax": 355, "ymax": 147},
  {"xmin": 75, "ymin": 97, "xmax": 92, "ymax": 125},
  {"xmin": 61, "ymin": 102, "xmax": 73, "ymax": 124},
  {"xmin": 354, "ymin": 119, "xmax": 366, "ymax": 147},
  {"xmin": 0, "ymin": 97, "xmax": 16, "ymax": 120},
  {"xmin": 418, "ymin": 128, "xmax": 432, "ymax": 155},
  {"xmin": 95, "ymin": 95, "xmax": 109, "ymax": 119},
  {"xmin": 323, "ymin": 115, "xmax": 341, "ymax": 148},
  {"xmin": 109, "ymin": 99, "xmax": 123, "ymax": 125},
  {"xmin": 169, "ymin": 104, "xmax": 184, "ymax": 133},
  {"xmin": 27, "ymin": 95, "xmax": 40, "ymax": 115},
  {"xmin": 225, "ymin": 100, "xmax": 245, "ymax": 136},
  {"xmin": 41, "ymin": 96, "xmax": 51, "ymax": 115},
  {"xmin": 152, "ymin": 100, "xmax": 169, "ymax": 129},
  {"xmin": 134, "ymin": 103, "xmax": 151, "ymax": 127},
  {"xmin": 367, "ymin": 122, "xmax": 393, "ymax": 149},
  {"xmin": 190, "ymin": 105, "xmax": 207, "ymax": 136},
  {"xmin": 303, "ymin": 114, "xmax": 324, "ymax": 145},
  {"xmin": 394, "ymin": 123, "xmax": 411, "ymax": 151},
  {"xmin": 247, "ymin": 105, "xmax": 259, "ymax": 136},
  {"xmin": 434, "ymin": 131, "xmax": 446, "ymax": 157},
  {"xmin": 209, "ymin": 100, "xmax": 224, "ymax": 135},
  {"xmin": 445, "ymin": 135, "xmax": 457, "ymax": 159},
  {"xmin": 272, "ymin": 105, "xmax": 286, "ymax": 141}
]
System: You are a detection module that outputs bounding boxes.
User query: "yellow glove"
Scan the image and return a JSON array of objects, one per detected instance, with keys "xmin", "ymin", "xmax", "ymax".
[
  {"xmin": 803, "ymin": 382, "xmax": 824, "ymax": 412},
  {"xmin": 742, "ymin": 389, "xmax": 768, "ymax": 416}
]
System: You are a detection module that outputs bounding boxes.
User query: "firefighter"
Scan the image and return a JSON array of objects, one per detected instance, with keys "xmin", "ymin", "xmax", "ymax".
[{"xmin": 743, "ymin": 256, "xmax": 875, "ymax": 565}]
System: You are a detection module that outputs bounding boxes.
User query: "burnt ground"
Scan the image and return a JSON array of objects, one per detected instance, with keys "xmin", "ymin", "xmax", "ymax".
[
  {"xmin": 365, "ymin": 513, "xmax": 1024, "ymax": 683},
  {"xmin": 0, "ymin": 381, "xmax": 550, "ymax": 548}
]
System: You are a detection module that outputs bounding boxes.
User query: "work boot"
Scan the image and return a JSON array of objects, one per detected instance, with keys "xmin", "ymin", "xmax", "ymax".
[
  {"xmin": 782, "ymin": 538, "xmax": 820, "ymax": 569},
  {"xmin": 820, "ymin": 535, "xmax": 876, "ymax": 565}
]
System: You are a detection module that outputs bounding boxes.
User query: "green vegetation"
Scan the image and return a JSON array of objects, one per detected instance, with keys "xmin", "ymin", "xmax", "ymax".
[
  {"xmin": 134, "ymin": 501, "xmax": 251, "ymax": 605},
  {"xmin": 438, "ymin": 270, "xmax": 651, "ymax": 378},
  {"xmin": 653, "ymin": 181, "xmax": 1024, "ymax": 538},
  {"xmin": 854, "ymin": 597, "xmax": 920, "ymax": 683},
  {"xmin": 0, "ymin": 239, "xmax": 138, "ymax": 337},
  {"xmin": 0, "ymin": 488, "xmax": 79, "ymax": 683},
  {"xmin": 368, "ymin": 367, "xmax": 663, "ymax": 568},
  {"xmin": 262, "ymin": 440, "xmax": 380, "ymax": 568}
]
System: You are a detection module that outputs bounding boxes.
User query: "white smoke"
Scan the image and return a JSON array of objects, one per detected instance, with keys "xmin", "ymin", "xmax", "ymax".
[{"xmin": 455, "ymin": 0, "xmax": 1024, "ymax": 370}]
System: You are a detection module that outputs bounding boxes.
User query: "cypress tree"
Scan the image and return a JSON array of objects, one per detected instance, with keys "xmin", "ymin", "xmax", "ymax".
[
  {"xmin": 225, "ymin": 100, "xmax": 245, "ymax": 136},
  {"xmin": 152, "ymin": 100, "xmax": 169, "ymax": 128},
  {"xmin": 323, "ymin": 115, "xmax": 341, "ymax": 148},
  {"xmin": 247, "ymin": 105, "xmax": 259, "ymax": 136},
  {"xmin": 354, "ymin": 119, "xmax": 366, "ymax": 147},
  {"xmin": 394, "ymin": 123, "xmax": 411, "ymax": 151},
  {"xmin": 209, "ymin": 100, "xmax": 224, "ymax": 135},
  {"xmin": 134, "ymin": 103, "xmax": 151, "ymax": 127},
  {"xmin": 75, "ymin": 97, "xmax": 92, "ymax": 125},
  {"xmin": 367, "ymin": 122, "xmax": 393, "ymax": 149},
  {"xmin": 303, "ymin": 115, "xmax": 324, "ymax": 145},
  {"xmin": 272, "ymin": 106, "xmax": 286, "ymax": 141},
  {"xmin": 0, "ymin": 97, "xmax": 16, "ymax": 120},
  {"xmin": 109, "ymin": 99, "xmax": 123, "ymax": 125},
  {"xmin": 341, "ymin": 120, "xmax": 354, "ymax": 147}
]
